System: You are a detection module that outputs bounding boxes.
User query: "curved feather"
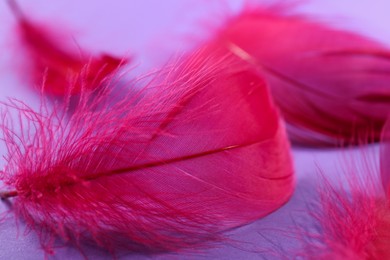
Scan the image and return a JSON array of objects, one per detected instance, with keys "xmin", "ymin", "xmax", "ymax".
[
  {"xmin": 7, "ymin": 0, "xmax": 127, "ymax": 96},
  {"xmin": 0, "ymin": 47, "xmax": 294, "ymax": 255},
  {"xmin": 207, "ymin": 4, "xmax": 390, "ymax": 146}
]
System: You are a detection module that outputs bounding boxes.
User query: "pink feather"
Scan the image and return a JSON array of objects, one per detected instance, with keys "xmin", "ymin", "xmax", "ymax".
[
  {"xmin": 0, "ymin": 47, "xmax": 294, "ymax": 255},
  {"xmin": 7, "ymin": 0, "xmax": 127, "ymax": 96},
  {"xmin": 288, "ymin": 121, "xmax": 390, "ymax": 259},
  {"xmin": 205, "ymin": 4, "xmax": 390, "ymax": 146},
  {"xmin": 381, "ymin": 118, "xmax": 390, "ymax": 198}
]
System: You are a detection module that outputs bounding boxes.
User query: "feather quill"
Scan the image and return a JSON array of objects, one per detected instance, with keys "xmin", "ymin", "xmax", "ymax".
[
  {"xmin": 0, "ymin": 47, "xmax": 294, "ymax": 255},
  {"xmin": 205, "ymin": 4, "xmax": 390, "ymax": 146},
  {"xmin": 7, "ymin": 0, "xmax": 127, "ymax": 96}
]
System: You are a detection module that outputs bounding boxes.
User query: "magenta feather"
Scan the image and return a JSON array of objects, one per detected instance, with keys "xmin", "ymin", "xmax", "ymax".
[
  {"xmin": 381, "ymin": 118, "xmax": 390, "ymax": 197},
  {"xmin": 0, "ymin": 47, "xmax": 294, "ymax": 255},
  {"xmin": 286, "ymin": 120, "xmax": 390, "ymax": 259},
  {"xmin": 7, "ymin": 0, "xmax": 127, "ymax": 96},
  {"xmin": 204, "ymin": 4, "xmax": 390, "ymax": 146}
]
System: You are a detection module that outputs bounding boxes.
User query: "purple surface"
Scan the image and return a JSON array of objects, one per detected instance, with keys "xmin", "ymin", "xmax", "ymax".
[{"xmin": 0, "ymin": 1, "xmax": 388, "ymax": 259}]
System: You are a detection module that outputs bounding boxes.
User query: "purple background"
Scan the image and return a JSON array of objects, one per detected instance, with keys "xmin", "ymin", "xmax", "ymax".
[{"xmin": 0, "ymin": 1, "xmax": 388, "ymax": 259}]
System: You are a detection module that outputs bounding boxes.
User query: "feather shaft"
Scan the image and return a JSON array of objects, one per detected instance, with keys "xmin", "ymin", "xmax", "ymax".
[{"xmin": 0, "ymin": 46, "xmax": 294, "ymax": 255}]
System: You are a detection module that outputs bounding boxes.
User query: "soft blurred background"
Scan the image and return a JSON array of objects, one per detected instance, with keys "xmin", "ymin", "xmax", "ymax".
[{"xmin": 0, "ymin": 1, "xmax": 388, "ymax": 259}]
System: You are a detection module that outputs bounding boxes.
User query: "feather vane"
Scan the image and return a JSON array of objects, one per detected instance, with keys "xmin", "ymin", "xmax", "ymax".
[
  {"xmin": 209, "ymin": 5, "xmax": 390, "ymax": 146},
  {"xmin": 7, "ymin": 0, "xmax": 127, "ymax": 96},
  {"xmin": 0, "ymin": 48, "xmax": 294, "ymax": 254}
]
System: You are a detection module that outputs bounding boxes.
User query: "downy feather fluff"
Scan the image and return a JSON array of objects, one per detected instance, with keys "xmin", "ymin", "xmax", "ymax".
[
  {"xmin": 204, "ymin": 3, "xmax": 390, "ymax": 146},
  {"xmin": 289, "ymin": 121, "xmax": 390, "ymax": 259},
  {"xmin": 7, "ymin": 0, "xmax": 127, "ymax": 96},
  {"xmin": 0, "ymin": 47, "xmax": 294, "ymax": 255}
]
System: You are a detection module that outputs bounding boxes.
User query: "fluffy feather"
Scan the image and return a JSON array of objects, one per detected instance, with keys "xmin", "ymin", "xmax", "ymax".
[
  {"xmin": 288, "ymin": 123, "xmax": 390, "ymax": 259},
  {"xmin": 205, "ymin": 4, "xmax": 390, "ymax": 146},
  {"xmin": 0, "ymin": 47, "xmax": 294, "ymax": 255},
  {"xmin": 7, "ymin": 0, "xmax": 127, "ymax": 96}
]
